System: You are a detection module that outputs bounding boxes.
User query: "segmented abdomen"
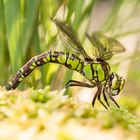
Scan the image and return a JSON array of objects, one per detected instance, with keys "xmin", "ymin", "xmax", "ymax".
[{"xmin": 5, "ymin": 51, "xmax": 83, "ymax": 90}]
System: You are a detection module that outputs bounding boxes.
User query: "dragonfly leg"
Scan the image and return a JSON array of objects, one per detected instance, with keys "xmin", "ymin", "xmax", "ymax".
[
  {"xmin": 103, "ymin": 88, "xmax": 110, "ymax": 107},
  {"xmin": 107, "ymin": 93, "xmax": 120, "ymax": 108},
  {"xmin": 65, "ymin": 80, "xmax": 96, "ymax": 88},
  {"xmin": 97, "ymin": 90, "xmax": 108, "ymax": 109},
  {"xmin": 92, "ymin": 85, "xmax": 102, "ymax": 108}
]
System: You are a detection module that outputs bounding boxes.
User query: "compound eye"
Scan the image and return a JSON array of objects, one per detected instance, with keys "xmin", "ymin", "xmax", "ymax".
[
  {"xmin": 110, "ymin": 73, "xmax": 114, "ymax": 80},
  {"xmin": 110, "ymin": 73, "xmax": 120, "ymax": 90}
]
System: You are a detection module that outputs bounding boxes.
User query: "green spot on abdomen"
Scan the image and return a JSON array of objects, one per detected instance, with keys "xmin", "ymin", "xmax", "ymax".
[
  {"xmin": 32, "ymin": 61, "xmax": 37, "ymax": 67},
  {"xmin": 67, "ymin": 58, "xmax": 79, "ymax": 70},
  {"xmin": 29, "ymin": 65, "xmax": 35, "ymax": 70},
  {"xmin": 43, "ymin": 57, "xmax": 47, "ymax": 62},
  {"xmin": 18, "ymin": 77, "xmax": 23, "ymax": 82},
  {"xmin": 46, "ymin": 52, "xmax": 51, "ymax": 61},
  {"xmin": 57, "ymin": 54, "xmax": 66, "ymax": 63},
  {"xmin": 37, "ymin": 61, "xmax": 41, "ymax": 65}
]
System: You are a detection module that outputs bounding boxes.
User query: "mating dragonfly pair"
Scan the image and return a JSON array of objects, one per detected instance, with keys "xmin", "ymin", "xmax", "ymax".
[{"xmin": 5, "ymin": 18, "xmax": 125, "ymax": 109}]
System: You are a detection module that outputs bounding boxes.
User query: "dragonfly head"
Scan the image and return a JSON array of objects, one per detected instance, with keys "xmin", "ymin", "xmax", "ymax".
[{"xmin": 108, "ymin": 72, "xmax": 125, "ymax": 96}]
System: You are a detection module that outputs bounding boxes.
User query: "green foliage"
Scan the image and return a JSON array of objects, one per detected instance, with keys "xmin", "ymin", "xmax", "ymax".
[{"xmin": 30, "ymin": 86, "xmax": 51, "ymax": 103}]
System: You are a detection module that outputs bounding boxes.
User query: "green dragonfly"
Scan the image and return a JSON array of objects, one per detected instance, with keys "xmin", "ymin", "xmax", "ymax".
[{"xmin": 5, "ymin": 18, "xmax": 125, "ymax": 109}]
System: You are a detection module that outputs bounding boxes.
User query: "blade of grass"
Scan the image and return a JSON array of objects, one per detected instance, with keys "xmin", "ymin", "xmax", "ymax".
[
  {"xmin": 101, "ymin": 0, "xmax": 124, "ymax": 32},
  {"xmin": 4, "ymin": 0, "xmax": 22, "ymax": 72},
  {"xmin": 20, "ymin": 0, "xmax": 40, "ymax": 59},
  {"xmin": 0, "ymin": 0, "xmax": 8, "ymax": 83},
  {"xmin": 3, "ymin": 0, "xmax": 40, "ymax": 72},
  {"xmin": 113, "ymin": 28, "xmax": 140, "ymax": 39}
]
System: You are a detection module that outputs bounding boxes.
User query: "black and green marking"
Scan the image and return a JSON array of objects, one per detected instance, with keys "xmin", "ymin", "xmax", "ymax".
[{"xmin": 5, "ymin": 18, "xmax": 126, "ymax": 109}]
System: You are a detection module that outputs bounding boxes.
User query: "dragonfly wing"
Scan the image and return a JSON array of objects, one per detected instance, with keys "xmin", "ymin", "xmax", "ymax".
[
  {"xmin": 53, "ymin": 18, "xmax": 92, "ymax": 61},
  {"xmin": 86, "ymin": 33, "xmax": 105, "ymax": 59},
  {"xmin": 86, "ymin": 31, "xmax": 125, "ymax": 60}
]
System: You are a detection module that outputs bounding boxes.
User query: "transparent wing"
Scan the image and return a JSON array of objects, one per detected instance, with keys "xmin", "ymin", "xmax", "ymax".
[
  {"xmin": 86, "ymin": 31, "xmax": 126, "ymax": 60},
  {"xmin": 53, "ymin": 18, "xmax": 92, "ymax": 61}
]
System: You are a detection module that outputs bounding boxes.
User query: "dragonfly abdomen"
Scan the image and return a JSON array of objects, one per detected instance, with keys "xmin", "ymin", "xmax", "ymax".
[
  {"xmin": 5, "ymin": 54, "xmax": 45, "ymax": 90},
  {"xmin": 5, "ymin": 51, "xmax": 83, "ymax": 90}
]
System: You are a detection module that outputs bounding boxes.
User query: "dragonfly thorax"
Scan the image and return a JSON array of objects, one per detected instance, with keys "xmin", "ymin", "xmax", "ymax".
[{"xmin": 81, "ymin": 60, "xmax": 110, "ymax": 85}]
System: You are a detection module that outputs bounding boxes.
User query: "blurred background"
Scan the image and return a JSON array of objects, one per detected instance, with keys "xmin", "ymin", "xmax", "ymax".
[{"xmin": 0, "ymin": 0, "xmax": 140, "ymax": 139}]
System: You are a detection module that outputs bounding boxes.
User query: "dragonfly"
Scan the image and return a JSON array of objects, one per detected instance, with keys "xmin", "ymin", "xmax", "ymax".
[{"xmin": 5, "ymin": 18, "xmax": 125, "ymax": 109}]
